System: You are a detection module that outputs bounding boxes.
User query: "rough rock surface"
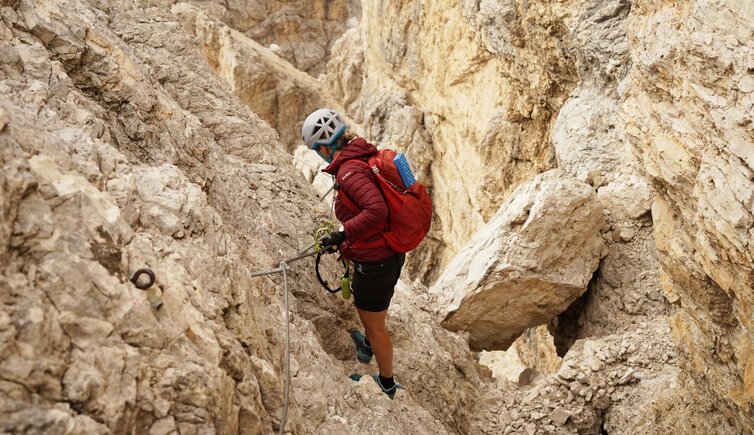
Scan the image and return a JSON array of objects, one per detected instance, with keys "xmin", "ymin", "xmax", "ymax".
[
  {"xmin": 544, "ymin": 0, "xmax": 675, "ymax": 358},
  {"xmin": 513, "ymin": 325, "xmax": 563, "ymax": 375},
  {"xmin": 470, "ymin": 320, "xmax": 737, "ymax": 435},
  {"xmin": 0, "ymin": 1, "xmax": 489, "ymax": 433},
  {"xmin": 172, "ymin": 3, "xmax": 348, "ymax": 153},
  {"xmin": 621, "ymin": 1, "xmax": 754, "ymax": 429},
  {"xmin": 174, "ymin": 0, "xmax": 360, "ymax": 76},
  {"xmin": 325, "ymin": 1, "xmax": 581, "ymax": 282},
  {"xmin": 4, "ymin": 0, "xmax": 754, "ymax": 433},
  {"xmin": 431, "ymin": 170, "xmax": 606, "ymax": 350}
]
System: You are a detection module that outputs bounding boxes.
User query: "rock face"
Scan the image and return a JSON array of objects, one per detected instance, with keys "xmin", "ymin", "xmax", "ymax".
[
  {"xmin": 325, "ymin": 1, "xmax": 580, "ymax": 282},
  {"xmin": 470, "ymin": 320, "xmax": 737, "ymax": 435},
  {"xmin": 172, "ymin": 3, "xmax": 347, "ymax": 153},
  {"xmin": 0, "ymin": 1, "xmax": 489, "ymax": 433},
  {"xmin": 176, "ymin": 0, "xmax": 360, "ymax": 76},
  {"xmin": 0, "ymin": 0, "xmax": 309, "ymax": 431},
  {"xmin": 621, "ymin": 1, "xmax": 754, "ymax": 429},
  {"xmin": 4, "ymin": 0, "xmax": 754, "ymax": 433},
  {"xmin": 513, "ymin": 325, "xmax": 563, "ymax": 375},
  {"xmin": 432, "ymin": 170, "xmax": 606, "ymax": 350},
  {"xmin": 543, "ymin": 0, "xmax": 675, "ymax": 360}
]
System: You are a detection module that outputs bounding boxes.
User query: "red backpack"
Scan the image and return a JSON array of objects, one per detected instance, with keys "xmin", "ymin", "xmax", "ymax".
[{"xmin": 339, "ymin": 149, "xmax": 432, "ymax": 253}]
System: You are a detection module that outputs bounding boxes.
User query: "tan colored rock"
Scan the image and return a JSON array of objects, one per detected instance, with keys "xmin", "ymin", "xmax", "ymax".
[
  {"xmin": 172, "ymin": 3, "xmax": 348, "ymax": 152},
  {"xmin": 513, "ymin": 325, "xmax": 563, "ymax": 375},
  {"xmin": 597, "ymin": 174, "xmax": 653, "ymax": 222},
  {"xmin": 622, "ymin": 1, "xmax": 754, "ymax": 430},
  {"xmin": 472, "ymin": 318, "xmax": 704, "ymax": 435},
  {"xmin": 0, "ymin": 106, "xmax": 8, "ymax": 132},
  {"xmin": 541, "ymin": 0, "xmax": 676, "ymax": 368},
  {"xmin": 432, "ymin": 170, "xmax": 606, "ymax": 350},
  {"xmin": 0, "ymin": 3, "xmax": 495, "ymax": 434},
  {"xmin": 5, "ymin": 0, "xmax": 753, "ymax": 432},
  {"xmin": 552, "ymin": 86, "xmax": 628, "ymax": 186},
  {"xmin": 550, "ymin": 407, "xmax": 570, "ymax": 426},
  {"xmin": 177, "ymin": 0, "xmax": 360, "ymax": 75},
  {"xmin": 325, "ymin": 0, "xmax": 581, "ymax": 281}
]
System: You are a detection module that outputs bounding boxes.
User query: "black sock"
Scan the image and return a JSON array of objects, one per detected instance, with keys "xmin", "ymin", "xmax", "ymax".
[
  {"xmin": 379, "ymin": 375, "xmax": 395, "ymax": 390},
  {"xmin": 364, "ymin": 337, "xmax": 371, "ymax": 348}
]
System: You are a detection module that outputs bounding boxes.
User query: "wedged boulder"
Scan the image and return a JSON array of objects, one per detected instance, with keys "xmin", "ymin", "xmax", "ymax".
[{"xmin": 431, "ymin": 170, "xmax": 607, "ymax": 350}]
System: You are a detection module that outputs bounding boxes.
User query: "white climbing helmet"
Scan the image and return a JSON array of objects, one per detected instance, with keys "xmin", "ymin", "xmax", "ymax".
[{"xmin": 301, "ymin": 108, "xmax": 347, "ymax": 152}]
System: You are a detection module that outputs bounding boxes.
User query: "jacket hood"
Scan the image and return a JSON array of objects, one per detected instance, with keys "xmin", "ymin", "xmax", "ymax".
[{"xmin": 322, "ymin": 137, "xmax": 378, "ymax": 175}]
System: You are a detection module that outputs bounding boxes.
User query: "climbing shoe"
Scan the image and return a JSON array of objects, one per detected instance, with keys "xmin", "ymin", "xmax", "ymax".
[
  {"xmin": 350, "ymin": 330, "xmax": 373, "ymax": 363},
  {"xmin": 372, "ymin": 375, "xmax": 402, "ymax": 399},
  {"xmin": 349, "ymin": 374, "xmax": 403, "ymax": 399}
]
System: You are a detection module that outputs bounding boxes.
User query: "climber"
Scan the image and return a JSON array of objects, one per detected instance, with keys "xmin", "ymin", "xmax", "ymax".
[{"xmin": 302, "ymin": 108, "xmax": 405, "ymax": 399}]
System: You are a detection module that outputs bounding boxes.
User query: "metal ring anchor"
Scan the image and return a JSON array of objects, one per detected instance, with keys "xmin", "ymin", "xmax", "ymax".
[{"xmin": 130, "ymin": 268, "xmax": 155, "ymax": 290}]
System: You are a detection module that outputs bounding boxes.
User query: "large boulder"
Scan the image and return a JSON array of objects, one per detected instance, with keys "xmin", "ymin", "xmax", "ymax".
[{"xmin": 431, "ymin": 170, "xmax": 607, "ymax": 350}]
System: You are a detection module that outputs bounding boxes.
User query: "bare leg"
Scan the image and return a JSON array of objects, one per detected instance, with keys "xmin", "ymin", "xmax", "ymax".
[{"xmin": 356, "ymin": 308, "xmax": 393, "ymax": 378}]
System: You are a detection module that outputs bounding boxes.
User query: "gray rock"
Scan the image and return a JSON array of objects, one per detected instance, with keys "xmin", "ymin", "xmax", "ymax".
[
  {"xmin": 550, "ymin": 407, "xmax": 571, "ymax": 426},
  {"xmin": 617, "ymin": 368, "xmax": 636, "ymax": 385}
]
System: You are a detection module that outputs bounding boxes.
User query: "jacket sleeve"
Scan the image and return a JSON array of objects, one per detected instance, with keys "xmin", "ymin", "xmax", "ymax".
[{"xmin": 337, "ymin": 162, "xmax": 387, "ymax": 240}]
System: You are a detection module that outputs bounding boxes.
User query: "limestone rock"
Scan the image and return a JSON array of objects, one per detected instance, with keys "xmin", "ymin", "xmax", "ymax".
[
  {"xmin": 597, "ymin": 173, "xmax": 653, "ymax": 222},
  {"xmin": 326, "ymin": 26, "xmax": 365, "ymax": 111},
  {"xmin": 552, "ymin": 86, "xmax": 628, "ymax": 186},
  {"xmin": 432, "ymin": 170, "xmax": 606, "ymax": 350},
  {"xmin": 551, "ymin": 0, "xmax": 632, "ymax": 190},
  {"xmin": 0, "ymin": 0, "xmax": 292, "ymax": 427},
  {"xmin": 177, "ymin": 0, "xmax": 360, "ymax": 75},
  {"xmin": 470, "ymin": 319, "xmax": 738, "ymax": 434},
  {"xmin": 622, "ymin": 1, "xmax": 754, "ymax": 430},
  {"xmin": 550, "ymin": 407, "xmax": 570, "ymax": 426},
  {"xmin": 172, "ymin": 3, "xmax": 346, "ymax": 152},
  {"xmin": 479, "ymin": 348, "xmax": 528, "ymax": 383},
  {"xmin": 545, "ymin": 0, "xmax": 672, "ymax": 360},
  {"xmin": 0, "ymin": 1, "xmax": 490, "ymax": 433},
  {"xmin": 292, "ymin": 145, "xmax": 321, "ymax": 184},
  {"xmin": 513, "ymin": 325, "xmax": 563, "ymax": 375},
  {"xmin": 0, "ymin": 4, "xmax": 501, "ymax": 434},
  {"xmin": 5, "ymin": 0, "xmax": 754, "ymax": 433},
  {"xmin": 324, "ymin": 0, "xmax": 582, "ymax": 282}
]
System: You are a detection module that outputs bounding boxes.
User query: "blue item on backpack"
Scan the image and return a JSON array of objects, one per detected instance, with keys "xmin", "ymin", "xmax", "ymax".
[{"xmin": 393, "ymin": 153, "xmax": 416, "ymax": 188}]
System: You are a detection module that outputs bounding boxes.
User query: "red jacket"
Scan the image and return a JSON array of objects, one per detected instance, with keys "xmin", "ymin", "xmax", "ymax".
[{"xmin": 322, "ymin": 138, "xmax": 395, "ymax": 262}]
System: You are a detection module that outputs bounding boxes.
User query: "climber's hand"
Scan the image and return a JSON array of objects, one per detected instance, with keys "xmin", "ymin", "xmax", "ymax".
[{"xmin": 320, "ymin": 230, "xmax": 346, "ymax": 253}]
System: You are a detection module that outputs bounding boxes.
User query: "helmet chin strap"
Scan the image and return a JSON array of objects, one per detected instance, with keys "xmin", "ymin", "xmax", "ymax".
[{"xmin": 316, "ymin": 143, "xmax": 338, "ymax": 163}]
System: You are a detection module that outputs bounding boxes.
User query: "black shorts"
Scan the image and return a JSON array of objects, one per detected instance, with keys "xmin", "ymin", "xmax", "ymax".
[{"xmin": 351, "ymin": 253, "xmax": 406, "ymax": 312}]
